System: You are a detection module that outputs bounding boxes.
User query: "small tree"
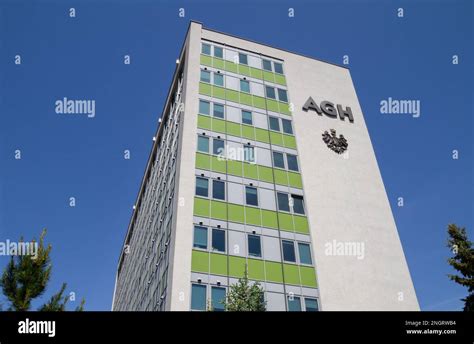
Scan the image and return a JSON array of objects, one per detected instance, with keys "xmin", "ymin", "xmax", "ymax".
[
  {"xmin": 224, "ymin": 267, "xmax": 266, "ymax": 311},
  {"xmin": 446, "ymin": 224, "xmax": 474, "ymax": 311}
]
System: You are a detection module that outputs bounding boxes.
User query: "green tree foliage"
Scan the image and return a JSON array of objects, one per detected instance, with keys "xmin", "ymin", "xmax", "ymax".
[
  {"xmin": 224, "ymin": 268, "xmax": 266, "ymax": 311},
  {"xmin": 446, "ymin": 224, "xmax": 474, "ymax": 311}
]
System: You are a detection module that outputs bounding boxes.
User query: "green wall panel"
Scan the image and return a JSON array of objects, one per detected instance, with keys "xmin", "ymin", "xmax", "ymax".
[
  {"xmin": 211, "ymin": 200, "xmax": 227, "ymax": 221},
  {"xmin": 225, "ymin": 61, "xmax": 238, "ymax": 73},
  {"xmin": 228, "ymin": 203, "xmax": 245, "ymax": 223},
  {"xmin": 265, "ymin": 261, "xmax": 283, "ymax": 283},
  {"xmin": 192, "ymin": 250, "xmax": 209, "ymax": 273},
  {"xmin": 229, "ymin": 256, "xmax": 246, "ymax": 278},
  {"xmin": 283, "ymin": 263, "xmax": 301, "ymax": 285},
  {"xmin": 199, "ymin": 82, "xmax": 212, "ymax": 96},
  {"xmin": 238, "ymin": 64, "xmax": 251, "ymax": 76},
  {"xmin": 248, "ymin": 258, "xmax": 265, "ymax": 280},
  {"xmin": 226, "ymin": 89, "xmax": 240, "ymax": 103},
  {"xmin": 293, "ymin": 216, "xmax": 309, "ymax": 234},
  {"xmin": 200, "ymin": 54, "xmax": 212, "ymax": 67},
  {"xmin": 253, "ymin": 96, "xmax": 266, "ymax": 109},
  {"xmin": 255, "ymin": 128, "xmax": 270, "ymax": 143},
  {"xmin": 288, "ymin": 172, "xmax": 302, "ymax": 188},
  {"xmin": 195, "ymin": 152, "xmax": 211, "ymax": 170},
  {"xmin": 274, "ymin": 169, "xmax": 288, "ymax": 186},
  {"xmin": 270, "ymin": 131, "xmax": 284, "ymax": 146},
  {"xmin": 213, "ymin": 86, "xmax": 226, "ymax": 100},
  {"xmin": 283, "ymin": 134, "xmax": 297, "ymax": 149},
  {"xmin": 278, "ymin": 212, "xmax": 294, "ymax": 232},
  {"xmin": 243, "ymin": 162, "xmax": 258, "ymax": 180},
  {"xmin": 240, "ymin": 93, "xmax": 253, "ymax": 106},
  {"xmin": 279, "ymin": 102, "xmax": 292, "ymax": 115},
  {"xmin": 210, "ymin": 253, "xmax": 228, "ymax": 276},
  {"xmin": 194, "ymin": 197, "xmax": 210, "ymax": 217},
  {"xmin": 227, "ymin": 160, "xmax": 243, "ymax": 177},
  {"xmin": 214, "ymin": 57, "xmax": 225, "ymax": 69},
  {"xmin": 250, "ymin": 67, "xmax": 263, "ymax": 79},
  {"xmin": 266, "ymin": 99, "xmax": 279, "ymax": 113},
  {"xmin": 197, "ymin": 115, "xmax": 211, "ymax": 130},
  {"xmin": 245, "ymin": 207, "xmax": 261, "ymax": 226},
  {"xmin": 226, "ymin": 122, "xmax": 241, "ymax": 137},
  {"xmin": 210, "ymin": 155, "xmax": 226, "ymax": 173},
  {"xmin": 241, "ymin": 125, "xmax": 255, "ymax": 140},
  {"xmin": 211, "ymin": 118, "xmax": 226, "ymax": 133},
  {"xmin": 261, "ymin": 209, "xmax": 278, "ymax": 229},
  {"xmin": 258, "ymin": 165, "xmax": 273, "ymax": 183},
  {"xmin": 274, "ymin": 74, "xmax": 287, "ymax": 85},
  {"xmin": 263, "ymin": 71, "xmax": 275, "ymax": 83},
  {"xmin": 300, "ymin": 266, "xmax": 317, "ymax": 287}
]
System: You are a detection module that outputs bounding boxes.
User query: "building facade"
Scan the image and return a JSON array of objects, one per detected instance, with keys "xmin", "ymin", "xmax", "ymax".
[{"xmin": 112, "ymin": 21, "xmax": 419, "ymax": 311}]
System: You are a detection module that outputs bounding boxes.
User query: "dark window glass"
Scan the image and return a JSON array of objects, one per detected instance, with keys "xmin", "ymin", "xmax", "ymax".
[
  {"xmin": 305, "ymin": 298, "xmax": 319, "ymax": 312},
  {"xmin": 200, "ymin": 70, "xmax": 211, "ymax": 83},
  {"xmin": 274, "ymin": 62, "xmax": 283, "ymax": 74},
  {"xmin": 278, "ymin": 89, "xmax": 288, "ymax": 102},
  {"xmin": 277, "ymin": 192, "xmax": 290, "ymax": 212},
  {"xmin": 239, "ymin": 53, "xmax": 248, "ymax": 65},
  {"xmin": 240, "ymin": 80, "xmax": 250, "ymax": 93},
  {"xmin": 292, "ymin": 195, "xmax": 305, "ymax": 215},
  {"xmin": 214, "ymin": 73, "xmax": 224, "ymax": 87},
  {"xmin": 246, "ymin": 186, "xmax": 258, "ymax": 206},
  {"xmin": 282, "ymin": 240, "xmax": 296, "ymax": 262},
  {"xmin": 243, "ymin": 146, "xmax": 254, "ymax": 163},
  {"xmin": 286, "ymin": 154, "xmax": 299, "ymax": 171},
  {"xmin": 265, "ymin": 86, "xmax": 276, "ymax": 99},
  {"xmin": 191, "ymin": 284, "xmax": 207, "ymax": 310},
  {"xmin": 242, "ymin": 110, "xmax": 253, "ymax": 125},
  {"xmin": 214, "ymin": 46, "xmax": 223, "ymax": 58},
  {"xmin": 212, "ymin": 228, "xmax": 226, "ymax": 252},
  {"xmin": 262, "ymin": 59, "xmax": 272, "ymax": 71},
  {"xmin": 213, "ymin": 103, "xmax": 224, "ymax": 118},
  {"xmin": 197, "ymin": 136, "xmax": 209, "ymax": 153},
  {"xmin": 281, "ymin": 119, "xmax": 293, "ymax": 134},
  {"xmin": 273, "ymin": 151, "xmax": 285, "ymax": 169},
  {"xmin": 211, "ymin": 287, "xmax": 226, "ymax": 311},
  {"xmin": 212, "ymin": 180, "xmax": 225, "ymax": 200},
  {"xmin": 201, "ymin": 43, "xmax": 211, "ymax": 55},
  {"xmin": 248, "ymin": 235, "xmax": 262, "ymax": 257},
  {"xmin": 199, "ymin": 100, "xmax": 210, "ymax": 115},
  {"xmin": 195, "ymin": 177, "xmax": 208, "ymax": 197},
  {"xmin": 298, "ymin": 243, "xmax": 312, "ymax": 264},
  {"xmin": 193, "ymin": 226, "xmax": 208, "ymax": 249},
  {"xmin": 213, "ymin": 139, "xmax": 225, "ymax": 156},
  {"xmin": 288, "ymin": 296, "xmax": 301, "ymax": 311},
  {"xmin": 269, "ymin": 116, "xmax": 280, "ymax": 131}
]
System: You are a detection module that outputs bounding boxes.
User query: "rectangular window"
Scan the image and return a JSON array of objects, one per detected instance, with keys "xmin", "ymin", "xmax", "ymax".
[
  {"xmin": 245, "ymin": 186, "xmax": 258, "ymax": 206},
  {"xmin": 277, "ymin": 192, "xmax": 290, "ymax": 212},
  {"xmin": 265, "ymin": 86, "xmax": 276, "ymax": 99},
  {"xmin": 212, "ymin": 228, "xmax": 226, "ymax": 252},
  {"xmin": 304, "ymin": 298, "xmax": 319, "ymax": 312},
  {"xmin": 200, "ymin": 70, "xmax": 211, "ymax": 83},
  {"xmin": 262, "ymin": 59, "xmax": 272, "ymax": 71},
  {"xmin": 269, "ymin": 116, "xmax": 280, "ymax": 131},
  {"xmin": 213, "ymin": 138, "xmax": 225, "ymax": 156},
  {"xmin": 288, "ymin": 296, "xmax": 301, "ymax": 311},
  {"xmin": 273, "ymin": 151, "xmax": 285, "ymax": 169},
  {"xmin": 191, "ymin": 284, "xmax": 207, "ymax": 311},
  {"xmin": 213, "ymin": 103, "xmax": 224, "ymax": 118},
  {"xmin": 211, "ymin": 287, "xmax": 226, "ymax": 312},
  {"xmin": 240, "ymin": 80, "xmax": 250, "ymax": 93},
  {"xmin": 286, "ymin": 154, "xmax": 299, "ymax": 172},
  {"xmin": 199, "ymin": 100, "xmax": 210, "ymax": 115},
  {"xmin": 195, "ymin": 177, "xmax": 208, "ymax": 197},
  {"xmin": 243, "ymin": 145, "xmax": 255, "ymax": 163},
  {"xmin": 212, "ymin": 180, "xmax": 225, "ymax": 200},
  {"xmin": 298, "ymin": 243, "xmax": 312, "ymax": 265},
  {"xmin": 248, "ymin": 234, "xmax": 262, "ymax": 257},
  {"xmin": 292, "ymin": 195, "xmax": 305, "ymax": 215},
  {"xmin": 277, "ymin": 89, "xmax": 288, "ymax": 102},
  {"xmin": 239, "ymin": 53, "xmax": 248, "ymax": 65},
  {"xmin": 282, "ymin": 240, "xmax": 296, "ymax": 262},
  {"xmin": 197, "ymin": 136, "xmax": 209, "ymax": 153},
  {"xmin": 214, "ymin": 46, "xmax": 223, "ymax": 58},
  {"xmin": 193, "ymin": 226, "xmax": 208, "ymax": 249},
  {"xmin": 242, "ymin": 110, "xmax": 253, "ymax": 125},
  {"xmin": 214, "ymin": 73, "xmax": 224, "ymax": 87},
  {"xmin": 281, "ymin": 118, "xmax": 293, "ymax": 134},
  {"xmin": 274, "ymin": 62, "xmax": 283, "ymax": 74},
  {"xmin": 201, "ymin": 43, "xmax": 211, "ymax": 55}
]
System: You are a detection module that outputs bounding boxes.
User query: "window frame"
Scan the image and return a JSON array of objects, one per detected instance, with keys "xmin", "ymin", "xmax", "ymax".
[
  {"xmin": 201, "ymin": 43, "xmax": 211, "ymax": 56},
  {"xmin": 213, "ymin": 103, "xmax": 225, "ymax": 119},
  {"xmin": 277, "ymin": 88, "xmax": 288, "ymax": 103},
  {"xmin": 197, "ymin": 135, "xmax": 209, "ymax": 153},
  {"xmin": 193, "ymin": 225, "xmax": 208, "ymax": 250},
  {"xmin": 304, "ymin": 298, "xmax": 319, "ymax": 312},
  {"xmin": 277, "ymin": 192, "xmax": 290, "ymax": 212},
  {"xmin": 286, "ymin": 154, "xmax": 299, "ymax": 172},
  {"xmin": 272, "ymin": 151, "xmax": 285, "ymax": 169},
  {"xmin": 248, "ymin": 234, "xmax": 262, "ymax": 258},
  {"xmin": 212, "ymin": 180, "xmax": 226, "ymax": 201},
  {"xmin": 200, "ymin": 70, "xmax": 211, "ymax": 83},
  {"xmin": 287, "ymin": 295, "xmax": 301, "ymax": 311},
  {"xmin": 292, "ymin": 195, "xmax": 305, "ymax": 215},
  {"xmin": 282, "ymin": 240, "xmax": 296, "ymax": 263},
  {"xmin": 213, "ymin": 72, "xmax": 224, "ymax": 87},
  {"xmin": 241, "ymin": 110, "xmax": 253, "ymax": 125},
  {"xmin": 281, "ymin": 118, "xmax": 293, "ymax": 135},
  {"xmin": 238, "ymin": 52, "xmax": 248, "ymax": 65},
  {"xmin": 298, "ymin": 242, "xmax": 312, "ymax": 265},
  {"xmin": 213, "ymin": 46, "xmax": 223, "ymax": 59},
  {"xmin": 211, "ymin": 228, "xmax": 226, "ymax": 253},
  {"xmin": 269, "ymin": 116, "xmax": 280, "ymax": 131},
  {"xmin": 195, "ymin": 177, "xmax": 209, "ymax": 197},
  {"xmin": 265, "ymin": 86, "xmax": 276, "ymax": 99},
  {"xmin": 262, "ymin": 59, "xmax": 272, "ymax": 72},
  {"xmin": 199, "ymin": 99, "xmax": 210, "ymax": 115},
  {"xmin": 274, "ymin": 62, "xmax": 284, "ymax": 74},
  {"xmin": 213, "ymin": 138, "xmax": 225, "ymax": 156},
  {"xmin": 245, "ymin": 186, "xmax": 259, "ymax": 206},
  {"xmin": 240, "ymin": 79, "xmax": 250, "ymax": 93},
  {"xmin": 211, "ymin": 286, "xmax": 226, "ymax": 312},
  {"xmin": 191, "ymin": 284, "xmax": 207, "ymax": 311}
]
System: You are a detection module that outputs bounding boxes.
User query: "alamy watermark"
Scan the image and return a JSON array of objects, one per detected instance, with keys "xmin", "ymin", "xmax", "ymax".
[
  {"xmin": 216, "ymin": 144, "xmax": 257, "ymax": 164},
  {"xmin": 380, "ymin": 97, "xmax": 420, "ymax": 118},
  {"xmin": 324, "ymin": 240, "xmax": 365, "ymax": 260},
  {"xmin": 55, "ymin": 97, "xmax": 95, "ymax": 118},
  {"xmin": 0, "ymin": 239, "xmax": 38, "ymax": 259}
]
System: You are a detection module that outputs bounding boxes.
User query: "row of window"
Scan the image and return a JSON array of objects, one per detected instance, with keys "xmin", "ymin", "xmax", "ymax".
[
  {"xmin": 193, "ymin": 225, "xmax": 313, "ymax": 265},
  {"xmin": 199, "ymin": 99, "xmax": 293, "ymax": 134},
  {"xmin": 195, "ymin": 176, "xmax": 306, "ymax": 215},
  {"xmin": 200, "ymin": 69, "xmax": 289, "ymax": 102},
  {"xmin": 201, "ymin": 43, "xmax": 284, "ymax": 75},
  {"xmin": 191, "ymin": 283, "xmax": 319, "ymax": 311},
  {"xmin": 197, "ymin": 135, "xmax": 299, "ymax": 172}
]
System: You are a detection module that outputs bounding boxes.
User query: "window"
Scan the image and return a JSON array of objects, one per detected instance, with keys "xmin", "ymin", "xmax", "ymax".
[
  {"xmin": 199, "ymin": 100, "xmax": 210, "ymax": 115},
  {"xmin": 248, "ymin": 235, "xmax": 262, "ymax": 257},
  {"xmin": 281, "ymin": 119, "xmax": 293, "ymax": 134},
  {"xmin": 262, "ymin": 59, "xmax": 272, "ymax": 71},
  {"xmin": 212, "ymin": 180, "xmax": 225, "ymax": 200},
  {"xmin": 240, "ymin": 80, "xmax": 250, "ymax": 93},
  {"xmin": 213, "ymin": 138, "xmax": 225, "ymax": 156},
  {"xmin": 269, "ymin": 116, "xmax": 280, "ymax": 131},
  {"xmin": 191, "ymin": 284, "xmax": 207, "ymax": 311},
  {"xmin": 282, "ymin": 240, "xmax": 296, "ymax": 262},
  {"xmin": 288, "ymin": 296, "xmax": 301, "ymax": 311},
  {"xmin": 214, "ymin": 73, "xmax": 224, "ymax": 87},
  {"xmin": 273, "ymin": 151, "xmax": 285, "ymax": 169},
  {"xmin": 211, "ymin": 287, "xmax": 226, "ymax": 312},
  {"xmin": 274, "ymin": 62, "xmax": 283, "ymax": 74},
  {"xmin": 305, "ymin": 298, "xmax": 319, "ymax": 312},
  {"xmin": 200, "ymin": 70, "xmax": 211, "ymax": 83},
  {"xmin": 298, "ymin": 243, "xmax": 312, "ymax": 265},
  {"xmin": 213, "ymin": 103, "xmax": 224, "ymax": 118},
  {"xmin": 195, "ymin": 177, "xmax": 208, "ymax": 197},
  {"xmin": 246, "ymin": 186, "xmax": 258, "ymax": 206},
  {"xmin": 242, "ymin": 110, "xmax": 253, "ymax": 125},
  {"xmin": 265, "ymin": 86, "xmax": 276, "ymax": 99},
  {"xmin": 243, "ymin": 145, "xmax": 255, "ymax": 163},
  {"xmin": 201, "ymin": 43, "xmax": 211, "ymax": 55},
  {"xmin": 292, "ymin": 195, "xmax": 305, "ymax": 215},
  {"xmin": 239, "ymin": 53, "xmax": 248, "ymax": 65},
  {"xmin": 197, "ymin": 136, "xmax": 209, "ymax": 153},
  {"xmin": 214, "ymin": 46, "xmax": 223, "ymax": 58},
  {"xmin": 278, "ymin": 89, "xmax": 288, "ymax": 102},
  {"xmin": 212, "ymin": 228, "xmax": 226, "ymax": 252},
  {"xmin": 193, "ymin": 226, "xmax": 207, "ymax": 249},
  {"xmin": 277, "ymin": 192, "xmax": 290, "ymax": 212},
  {"xmin": 286, "ymin": 154, "xmax": 299, "ymax": 172}
]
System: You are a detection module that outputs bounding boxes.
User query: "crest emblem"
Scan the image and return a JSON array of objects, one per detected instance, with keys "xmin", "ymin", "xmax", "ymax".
[{"xmin": 322, "ymin": 129, "xmax": 348, "ymax": 154}]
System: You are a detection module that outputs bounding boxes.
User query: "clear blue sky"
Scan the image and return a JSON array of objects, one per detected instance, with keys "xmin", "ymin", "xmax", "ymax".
[{"xmin": 0, "ymin": 0, "xmax": 472, "ymax": 311}]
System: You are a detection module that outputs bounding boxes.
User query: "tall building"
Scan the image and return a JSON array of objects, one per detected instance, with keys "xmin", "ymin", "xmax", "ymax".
[{"xmin": 112, "ymin": 21, "xmax": 419, "ymax": 311}]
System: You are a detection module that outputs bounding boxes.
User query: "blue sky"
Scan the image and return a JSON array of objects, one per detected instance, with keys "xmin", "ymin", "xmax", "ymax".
[{"xmin": 0, "ymin": 0, "xmax": 472, "ymax": 311}]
